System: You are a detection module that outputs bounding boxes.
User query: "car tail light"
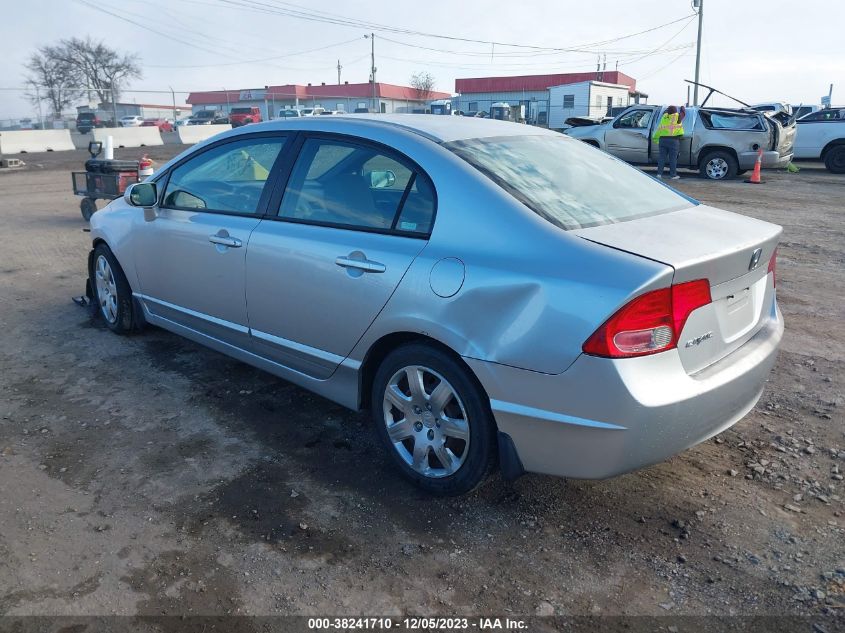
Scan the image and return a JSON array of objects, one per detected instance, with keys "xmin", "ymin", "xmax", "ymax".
[
  {"xmin": 767, "ymin": 248, "xmax": 777, "ymax": 287},
  {"xmin": 583, "ymin": 280, "xmax": 712, "ymax": 358}
]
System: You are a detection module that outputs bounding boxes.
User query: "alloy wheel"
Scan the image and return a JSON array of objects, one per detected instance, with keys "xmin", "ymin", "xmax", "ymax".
[
  {"xmin": 95, "ymin": 255, "xmax": 118, "ymax": 324},
  {"xmin": 706, "ymin": 157, "xmax": 729, "ymax": 179},
  {"xmin": 382, "ymin": 365, "xmax": 470, "ymax": 478}
]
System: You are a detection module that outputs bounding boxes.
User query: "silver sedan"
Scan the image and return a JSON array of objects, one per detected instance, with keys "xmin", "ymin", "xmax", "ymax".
[{"xmin": 88, "ymin": 115, "xmax": 783, "ymax": 495}]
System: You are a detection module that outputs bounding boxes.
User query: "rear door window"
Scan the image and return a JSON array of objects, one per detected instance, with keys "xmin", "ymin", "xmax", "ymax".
[{"xmin": 278, "ymin": 137, "xmax": 435, "ymax": 235}]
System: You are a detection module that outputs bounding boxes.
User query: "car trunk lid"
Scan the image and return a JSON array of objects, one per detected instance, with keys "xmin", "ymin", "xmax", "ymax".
[{"xmin": 573, "ymin": 205, "xmax": 780, "ymax": 373}]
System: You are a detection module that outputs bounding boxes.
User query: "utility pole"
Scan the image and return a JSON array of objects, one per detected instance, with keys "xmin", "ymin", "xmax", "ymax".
[
  {"xmin": 34, "ymin": 85, "xmax": 44, "ymax": 130},
  {"xmin": 693, "ymin": 0, "xmax": 704, "ymax": 105},
  {"xmin": 337, "ymin": 59, "xmax": 342, "ymax": 85},
  {"xmin": 365, "ymin": 33, "xmax": 376, "ymax": 112},
  {"xmin": 169, "ymin": 86, "xmax": 177, "ymax": 123}
]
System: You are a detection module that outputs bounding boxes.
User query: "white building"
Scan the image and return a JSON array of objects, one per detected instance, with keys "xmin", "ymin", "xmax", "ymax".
[{"xmin": 547, "ymin": 81, "xmax": 634, "ymax": 129}]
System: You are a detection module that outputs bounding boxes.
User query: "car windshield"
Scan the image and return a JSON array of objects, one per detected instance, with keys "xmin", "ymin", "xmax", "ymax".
[
  {"xmin": 230, "ymin": 108, "xmax": 251, "ymax": 114},
  {"xmin": 194, "ymin": 112, "xmax": 215, "ymax": 118},
  {"xmin": 445, "ymin": 135, "xmax": 693, "ymax": 230}
]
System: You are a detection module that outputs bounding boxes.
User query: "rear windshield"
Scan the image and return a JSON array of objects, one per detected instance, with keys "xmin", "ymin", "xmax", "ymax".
[
  {"xmin": 194, "ymin": 111, "xmax": 215, "ymax": 118},
  {"xmin": 230, "ymin": 108, "xmax": 252, "ymax": 114},
  {"xmin": 78, "ymin": 114, "xmax": 96, "ymax": 120},
  {"xmin": 445, "ymin": 135, "xmax": 693, "ymax": 230}
]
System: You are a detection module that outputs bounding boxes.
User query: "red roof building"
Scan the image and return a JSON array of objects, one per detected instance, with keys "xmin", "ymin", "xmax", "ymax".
[
  {"xmin": 186, "ymin": 82, "xmax": 451, "ymax": 106},
  {"xmin": 455, "ymin": 71, "xmax": 637, "ymax": 94}
]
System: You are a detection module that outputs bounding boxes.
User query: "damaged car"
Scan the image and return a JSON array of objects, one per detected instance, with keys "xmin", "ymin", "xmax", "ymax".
[
  {"xmin": 565, "ymin": 104, "xmax": 796, "ymax": 180},
  {"xmin": 87, "ymin": 115, "xmax": 783, "ymax": 495}
]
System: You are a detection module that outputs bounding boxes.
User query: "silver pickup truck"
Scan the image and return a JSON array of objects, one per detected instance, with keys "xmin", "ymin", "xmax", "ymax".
[{"xmin": 564, "ymin": 105, "xmax": 796, "ymax": 180}]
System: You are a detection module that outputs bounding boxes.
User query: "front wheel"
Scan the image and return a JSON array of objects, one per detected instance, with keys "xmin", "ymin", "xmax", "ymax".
[
  {"xmin": 699, "ymin": 150, "xmax": 738, "ymax": 180},
  {"xmin": 372, "ymin": 344, "xmax": 496, "ymax": 495},
  {"xmin": 91, "ymin": 244, "xmax": 137, "ymax": 334},
  {"xmin": 824, "ymin": 145, "xmax": 845, "ymax": 174}
]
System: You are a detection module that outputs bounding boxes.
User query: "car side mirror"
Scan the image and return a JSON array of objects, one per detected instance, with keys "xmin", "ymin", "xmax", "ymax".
[
  {"xmin": 368, "ymin": 170, "xmax": 396, "ymax": 189},
  {"xmin": 125, "ymin": 182, "xmax": 157, "ymax": 207}
]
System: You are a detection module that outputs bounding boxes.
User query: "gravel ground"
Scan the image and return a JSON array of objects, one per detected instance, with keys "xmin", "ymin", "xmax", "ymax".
[{"xmin": 0, "ymin": 147, "xmax": 843, "ymax": 626}]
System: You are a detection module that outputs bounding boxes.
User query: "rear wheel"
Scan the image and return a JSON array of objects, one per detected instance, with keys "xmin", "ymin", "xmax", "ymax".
[
  {"xmin": 824, "ymin": 145, "xmax": 845, "ymax": 174},
  {"xmin": 700, "ymin": 150, "xmax": 738, "ymax": 180},
  {"xmin": 372, "ymin": 344, "xmax": 495, "ymax": 495},
  {"xmin": 80, "ymin": 198, "xmax": 97, "ymax": 221}
]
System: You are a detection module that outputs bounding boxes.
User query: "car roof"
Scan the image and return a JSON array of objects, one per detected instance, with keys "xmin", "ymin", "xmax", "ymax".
[{"xmin": 243, "ymin": 114, "xmax": 557, "ymax": 143}]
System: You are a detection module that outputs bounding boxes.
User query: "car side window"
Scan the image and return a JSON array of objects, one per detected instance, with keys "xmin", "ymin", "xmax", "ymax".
[
  {"xmin": 614, "ymin": 110, "xmax": 652, "ymax": 129},
  {"xmin": 278, "ymin": 138, "xmax": 435, "ymax": 234},
  {"xmin": 802, "ymin": 109, "xmax": 843, "ymax": 121},
  {"xmin": 162, "ymin": 137, "xmax": 286, "ymax": 214}
]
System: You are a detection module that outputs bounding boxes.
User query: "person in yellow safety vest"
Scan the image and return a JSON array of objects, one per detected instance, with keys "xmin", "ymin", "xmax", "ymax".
[{"xmin": 652, "ymin": 105, "xmax": 686, "ymax": 180}]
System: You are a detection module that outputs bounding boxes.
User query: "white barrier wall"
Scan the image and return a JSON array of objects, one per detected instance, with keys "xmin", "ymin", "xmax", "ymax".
[
  {"xmin": 92, "ymin": 127, "xmax": 163, "ymax": 148},
  {"xmin": 0, "ymin": 129, "xmax": 75, "ymax": 154},
  {"xmin": 176, "ymin": 124, "xmax": 232, "ymax": 145}
]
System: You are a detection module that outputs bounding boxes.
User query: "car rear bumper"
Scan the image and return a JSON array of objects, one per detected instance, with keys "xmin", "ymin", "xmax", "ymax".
[
  {"xmin": 465, "ymin": 302, "xmax": 783, "ymax": 480},
  {"xmin": 739, "ymin": 150, "xmax": 793, "ymax": 169}
]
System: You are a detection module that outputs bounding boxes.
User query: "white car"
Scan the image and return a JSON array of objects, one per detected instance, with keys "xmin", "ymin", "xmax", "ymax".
[
  {"xmin": 119, "ymin": 115, "xmax": 144, "ymax": 127},
  {"xmin": 793, "ymin": 108, "xmax": 845, "ymax": 173},
  {"xmin": 299, "ymin": 107, "xmax": 325, "ymax": 117}
]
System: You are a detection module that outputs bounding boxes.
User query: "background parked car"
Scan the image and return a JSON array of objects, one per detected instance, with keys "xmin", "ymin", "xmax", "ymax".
[
  {"xmin": 565, "ymin": 105, "xmax": 796, "ymax": 180},
  {"xmin": 141, "ymin": 118, "xmax": 174, "ymax": 133},
  {"xmin": 299, "ymin": 107, "xmax": 325, "ymax": 116},
  {"xmin": 76, "ymin": 112, "xmax": 104, "ymax": 134},
  {"xmin": 793, "ymin": 107, "xmax": 845, "ymax": 173},
  {"xmin": 228, "ymin": 106, "xmax": 262, "ymax": 127},
  {"xmin": 119, "ymin": 115, "xmax": 144, "ymax": 127},
  {"xmin": 187, "ymin": 110, "xmax": 229, "ymax": 125},
  {"xmin": 278, "ymin": 109, "xmax": 301, "ymax": 119}
]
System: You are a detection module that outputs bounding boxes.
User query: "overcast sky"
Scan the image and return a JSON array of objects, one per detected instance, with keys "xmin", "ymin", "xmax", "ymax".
[{"xmin": 1, "ymin": 0, "xmax": 841, "ymax": 118}]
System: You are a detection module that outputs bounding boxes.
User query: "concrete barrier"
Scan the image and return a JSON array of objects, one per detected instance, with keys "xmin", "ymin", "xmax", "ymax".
[
  {"xmin": 71, "ymin": 132, "xmax": 93, "ymax": 150},
  {"xmin": 92, "ymin": 127, "xmax": 163, "ymax": 148},
  {"xmin": 0, "ymin": 129, "xmax": 75, "ymax": 154},
  {"xmin": 176, "ymin": 124, "xmax": 232, "ymax": 145}
]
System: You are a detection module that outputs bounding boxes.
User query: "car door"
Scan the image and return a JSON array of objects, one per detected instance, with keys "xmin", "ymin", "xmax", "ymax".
[
  {"xmin": 245, "ymin": 135, "xmax": 436, "ymax": 378},
  {"xmin": 604, "ymin": 108, "xmax": 656, "ymax": 163},
  {"xmin": 133, "ymin": 133, "xmax": 289, "ymax": 348}
]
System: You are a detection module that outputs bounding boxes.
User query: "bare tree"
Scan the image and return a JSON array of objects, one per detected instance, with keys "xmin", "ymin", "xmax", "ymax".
[
  {"xmin": 58, "ymin": 37, "xmax": 141, "ymax": 105},
  {"xmin": 410, "ymin": 71, "xmax": 436, "ymax": 102},
  {"xmin": 25, "ymin": 46, "xmax": 81, "ymax": 118}
]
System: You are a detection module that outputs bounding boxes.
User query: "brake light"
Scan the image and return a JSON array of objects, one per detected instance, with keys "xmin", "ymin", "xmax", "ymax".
[
  {"xmin": 767, "ymin": 248, "xmax": 777, "ymax": 287},
  {"xmin": 583, "ymin": 279, "xmax": 712, "ymax": 358}
]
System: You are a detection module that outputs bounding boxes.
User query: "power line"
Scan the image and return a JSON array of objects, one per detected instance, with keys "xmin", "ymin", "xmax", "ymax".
[
  {"xmin": 208, "ymin": 0, "xmax": 696, "ymax": 53},
  {"xmin": 146, "ymin": 37, "xmax": 363, "ymax": 68}
]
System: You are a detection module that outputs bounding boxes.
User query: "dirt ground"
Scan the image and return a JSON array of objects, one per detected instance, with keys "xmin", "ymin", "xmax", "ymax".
[{"xmin": 0, "ymin": 146, "xmax": 843, "ymax": 627}]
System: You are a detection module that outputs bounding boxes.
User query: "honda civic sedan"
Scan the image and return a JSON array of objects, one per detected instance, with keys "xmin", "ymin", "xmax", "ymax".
[{"xmin": 87, "ymin": 115, "xmax": 783, "ymax": 495}]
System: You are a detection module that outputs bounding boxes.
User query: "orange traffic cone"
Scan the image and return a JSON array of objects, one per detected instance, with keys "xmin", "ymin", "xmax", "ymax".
[{"xmin": 745, "ymin": 148, "xmax": 763, "ymax": 184}]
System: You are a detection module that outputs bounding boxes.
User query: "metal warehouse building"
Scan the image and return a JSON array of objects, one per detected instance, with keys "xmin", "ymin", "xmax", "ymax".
[
  {"xmin": 454, "ymin": 71, "xmax": 647, "ymax": 127},
  {"xmin": 187, "ymin": 82, "xmax": 452, "ymax": 119}
]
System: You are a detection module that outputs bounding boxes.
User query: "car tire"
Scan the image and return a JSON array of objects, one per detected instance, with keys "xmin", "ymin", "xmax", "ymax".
[
  {"xmin": 371, "ymin": 343, "xmax": 496, "ymax": 496},
  {"xmin": 700, "ymin": 150, "xmax": 738, "ymax": 180},
  {"xmin": 80, "ymin": 198, "xmax": 97, "ymax": 221},
  {"xmin": 824, "ymin": 145, "xmax": 845, "ymax": 174},
  {"xmin": 91, "ymin": 244, "xmax": 136, "ymax": 334}
]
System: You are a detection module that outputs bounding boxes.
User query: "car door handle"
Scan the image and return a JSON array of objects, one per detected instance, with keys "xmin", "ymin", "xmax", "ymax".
[
  {"xmin": 335, "ymin": 256, "xmax": 386, "ymax": 273},
  {"xmin": 209, "ymin": 235, "xmax": 242, "ymax": 248}
]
